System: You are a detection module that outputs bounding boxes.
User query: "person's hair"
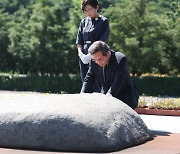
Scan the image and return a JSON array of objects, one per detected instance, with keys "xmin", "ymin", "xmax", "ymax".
[
  {"xmin": 81, "ymin": 0, "xmax": 98, "ymax": 12},
  {"xmin": 88, "ymin": 41, "xmax": 110, "ymax": 56}
]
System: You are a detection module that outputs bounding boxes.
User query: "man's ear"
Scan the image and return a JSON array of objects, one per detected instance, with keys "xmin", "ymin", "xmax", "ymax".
[
  {"xmin": 107, "ymin": 51, "xmax": 110, "ymax": 57},
  {"xmin": 96, "ymin": 5, "xmax": 99, "ymax": 11}
]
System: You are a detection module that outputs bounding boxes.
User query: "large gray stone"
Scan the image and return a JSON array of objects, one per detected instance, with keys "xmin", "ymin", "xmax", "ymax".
[{"xmin": 0, "ymin": 93, "xmax": 152, "ymax": 152}]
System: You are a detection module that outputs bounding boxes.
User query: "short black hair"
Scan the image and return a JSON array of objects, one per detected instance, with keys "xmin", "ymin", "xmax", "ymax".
[
  {"xmin": 88, "ymin": 41, "xmax": 110, "ymax": 56},
  {"xmin": 81, "ymin": 0, "xmax": 98, "ymax": 12}
]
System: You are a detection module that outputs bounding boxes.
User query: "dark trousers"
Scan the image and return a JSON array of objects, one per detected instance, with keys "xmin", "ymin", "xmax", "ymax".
[{"xmin": 79, "ymin": 59, "xmax": 101, "ymax": 92}]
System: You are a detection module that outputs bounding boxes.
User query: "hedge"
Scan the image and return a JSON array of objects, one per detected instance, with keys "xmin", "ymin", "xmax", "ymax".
[
  {"xmin": 132, "ymin": 76, "xmax": 180, "ymax": 97},
  {"xmin": 0, "ymin": 74, "xmax": 179, "ymax": 96},
  {"xmin": 0, "ymin": 74, "xmax": 81, "ymax": 94}
]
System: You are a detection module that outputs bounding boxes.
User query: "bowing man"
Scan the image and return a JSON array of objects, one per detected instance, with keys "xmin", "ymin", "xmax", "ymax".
[{"xmin": 81, "ymin": 41, "xmax": 139, "ymax": 109}]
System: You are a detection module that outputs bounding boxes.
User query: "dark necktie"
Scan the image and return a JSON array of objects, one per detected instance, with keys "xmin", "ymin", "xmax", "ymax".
[{"xmin": 103, "ymin": 66, "xmax": 107, "ymax": 82}]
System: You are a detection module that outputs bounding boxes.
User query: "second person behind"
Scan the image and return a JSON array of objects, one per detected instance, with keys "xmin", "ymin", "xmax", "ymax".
[{"xmin": 76, "ymin": 0, "xmax": 110, "ymax": 92}]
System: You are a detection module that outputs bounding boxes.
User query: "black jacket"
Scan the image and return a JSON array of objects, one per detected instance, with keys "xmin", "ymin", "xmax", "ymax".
[
  {"xmin": 81, "ymin": 50, "xmax": 139, "ymax": 109},
  {"xmin": 76, "ymin": 16, "xmax": 109, "ymax": 54}
]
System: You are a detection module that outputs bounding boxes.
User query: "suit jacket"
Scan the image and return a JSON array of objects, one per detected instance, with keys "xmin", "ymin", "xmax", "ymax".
[{"xmin": 81, "ymin": 50, "xmax": 139, "ymax": 109}]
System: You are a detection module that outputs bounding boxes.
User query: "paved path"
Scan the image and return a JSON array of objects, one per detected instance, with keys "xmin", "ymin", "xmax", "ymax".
[
  {"xmin": 116, "ymin": 133, "xmax": 180, "ymax": 154},
  {"xmin": 141, "ymin": 114, "xmax": 180, "ymax": 133}
]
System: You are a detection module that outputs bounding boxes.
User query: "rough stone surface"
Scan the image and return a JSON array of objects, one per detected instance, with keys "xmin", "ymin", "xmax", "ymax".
[{"xmin": 0, "ymin": 93, "xmax": 152, "ymax": 152}]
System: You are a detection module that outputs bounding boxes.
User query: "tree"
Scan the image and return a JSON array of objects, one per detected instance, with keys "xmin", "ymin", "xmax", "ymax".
[
  {"xmin": 104, "ymin": 0, "xmax": 148, "ymax": 75},
  {"xmin": 66, "ymin": 0, "xmax": 83, "ymax": 74},
  {"xmin": 104, "ymin": 0, "xmax": 179, "ymax": 75},
  {"xmin": 1, "ymin": 0, "xmax": 179, "ymax": 75},
  {"xmin": 8, "ymin": 0, "xmax": 73, "ymax": 75},
  {"xmin": 0, "ymin": 9, "xmax": 15, "ymax": 72}
]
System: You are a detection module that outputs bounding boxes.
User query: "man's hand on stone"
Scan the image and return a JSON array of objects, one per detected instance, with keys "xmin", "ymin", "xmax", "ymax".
[{"xmin": 106, "ymin": 93, "xmax": 112, "ymax": 97}]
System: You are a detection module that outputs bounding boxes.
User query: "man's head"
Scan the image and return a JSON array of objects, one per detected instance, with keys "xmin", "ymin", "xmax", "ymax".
[{"xmin": 88, "ymin": 41, "xmax": 111, "ymax": 67}]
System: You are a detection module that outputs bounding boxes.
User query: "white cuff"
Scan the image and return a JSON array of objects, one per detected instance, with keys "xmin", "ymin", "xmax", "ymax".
[
  {"xmin": 85, "ymin": 53, "xmax": 92, "ymax": 62},
  {"xmin": 78, "ymin": 53, "xmax": 91, "ymax": 64},
  {"xmin": 78, "ymin": 52, "xmax": 84, "ymax": 59}
]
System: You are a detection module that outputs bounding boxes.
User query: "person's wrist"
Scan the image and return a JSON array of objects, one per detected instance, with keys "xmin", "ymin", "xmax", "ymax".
[
  {"xmin": 106, "ymin": 93, "xmax": 112, "ymax": 97},
  {"xmin": 78, "ymin": 52, "xmax": 84, "ymax": 58},
  {"xmin": 85, "ymin": 53, "xmax": 91, "ymax": 61}
]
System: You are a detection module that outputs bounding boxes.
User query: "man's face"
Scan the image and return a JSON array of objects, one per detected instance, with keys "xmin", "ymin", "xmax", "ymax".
[{"xmin": 92, "ymin": 51, "xmax": 110, "ymax": 67}]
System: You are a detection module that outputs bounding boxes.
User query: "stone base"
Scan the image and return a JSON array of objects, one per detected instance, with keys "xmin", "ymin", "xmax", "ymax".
[{"xmin": 0, "ymin": 93, "xmax": 152, "ymax": 152}]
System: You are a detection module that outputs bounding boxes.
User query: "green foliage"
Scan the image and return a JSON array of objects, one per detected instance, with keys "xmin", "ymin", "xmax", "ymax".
[
  {"xmin": 0, "ymin": 0, "xmax": 179, "ymax": 76},
  {"xmin": 133, "ymin": 76, "xmax": 180, "ymax": 96},
  {"xmin": 0, "ymin": 9, "xmax": 15, "ymax": 72},
  {"xmin": 7, "ymin": 0, "xmax": 75, "ymax": 75},
  {"xmin": 104, "ymin": 0, "xmax": 180, "ymax": 75},
  {"xmin": 149, "ymin": 99, "xmax": 180, "ymax": 110},
  {"xmin": 0, "ymin": 74, "xmax": 81, "ymax": 93},
  {"xmin": 138, "ymin": 97, "xmax": 180, "ymax": 110},
  {"xmin": 0, "ymin": 74, "xmax": 179, "ymax": 96},
  {"xmin": 0, "ymin": 0, "xmax": 30, "ymax": 14},
  {"xmin": 138, "ymin": 98, "xmax": 148, "ymax": 108}
]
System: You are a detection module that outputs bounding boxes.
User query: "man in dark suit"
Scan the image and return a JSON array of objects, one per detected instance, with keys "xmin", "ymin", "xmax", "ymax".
[{"xmin": 81, "ymin": 41, "xmax": 139, "ymax": 109}]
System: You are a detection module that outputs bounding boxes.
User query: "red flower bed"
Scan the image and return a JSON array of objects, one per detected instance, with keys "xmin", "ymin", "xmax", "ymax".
[{"xmin": 135, "ymin": 107, "xmax": 180, "ymax": 116}]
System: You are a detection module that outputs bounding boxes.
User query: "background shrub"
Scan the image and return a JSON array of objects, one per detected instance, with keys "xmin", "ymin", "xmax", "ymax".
[
  {"xmin": 133, "ymin": 76, "xmax": 180, "ymax": 96},
  {"xmin": 0, "ymin": 74, "xmax": 179, "ymax": 96}
]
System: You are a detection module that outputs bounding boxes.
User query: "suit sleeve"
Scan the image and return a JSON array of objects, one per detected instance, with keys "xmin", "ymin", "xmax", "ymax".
[
  {"xmin": 107, "ymin": 57, "xmax": 128, "ymax": 97},
  {"xmin": 99, "ymin": 19, "xmax": 110, "ymax": 43},
  {"xmin": 80, "ymin": 64, "xmax": 95, "ymax": 93},
  {"xmin": 76, "ymin": 20, "xmax": 84, "ymax": 45}
]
